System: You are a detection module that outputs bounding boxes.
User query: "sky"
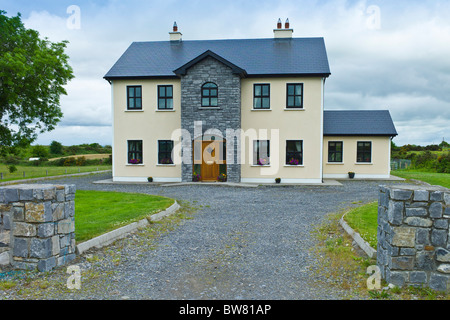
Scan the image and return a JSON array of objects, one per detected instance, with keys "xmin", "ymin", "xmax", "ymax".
[{"xmin": 1, "ymin": 0, "xmax": 449, "ymax": 147}]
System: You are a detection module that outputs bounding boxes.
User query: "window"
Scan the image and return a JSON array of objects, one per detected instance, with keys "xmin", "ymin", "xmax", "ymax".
[
  {"xmin": 328, "ymin": 141, "xmax": 343, "ymax": 163},
  {"xmin": 128, "ymin": 140, "xmax": 143, "ymax": 164},
  {"xmin": 286, "ymin": 140, "xmax": 303, "ymax": 165},
  {"xmin": 253, "ymin": 84, "xmax": 270, "ymax": 109},
  {"xmin": 253, "ymin": 140, "xmax": 270, "ymax": 165},
  {"xmin": 127, "ymin": 86, "xmax": 142, "ymax": 110},
  {"xmin": 158, "ymin": 140, "xmax": 174, "ymax": 164},
  {"xmin": 201, "ymin": 82, "xmax": 218, "ymax": 107},
  {"xmin": 357, "ymin": 141, "xmax": 372, "ymax": 163},
  {"xmin": 158, "ymin": 85, "xmax": 173, "ymax": 110},
  {"xmin": 286, "ymin": 84, "xmax": 303, "ymax": 108}
]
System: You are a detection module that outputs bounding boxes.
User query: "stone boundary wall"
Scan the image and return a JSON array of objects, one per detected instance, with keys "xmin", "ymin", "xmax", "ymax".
[
  {"xmin": 0, "ymin": 184, "xmax": 76, "ymax": 272},
  {"xmin": 377, "ymin": 184, "xmax": 450, "ymax": 291}
]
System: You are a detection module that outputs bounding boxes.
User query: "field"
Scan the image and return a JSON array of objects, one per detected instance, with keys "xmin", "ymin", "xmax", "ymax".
[
  {"xmin": 48, "ymin": 154, "xmax": 111, "ymax": 161},
  {"xmin": 0, "ymin": 164, "xmax": 111, "ymax": 182},
  {"xmin": 391, "ymin": 170, "xmax": 450, "ymax": 188}
]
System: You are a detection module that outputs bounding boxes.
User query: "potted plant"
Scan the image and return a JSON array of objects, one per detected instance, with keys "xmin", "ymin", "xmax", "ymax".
[
  {"xmin": 192, "ymin": 172, "xmax": 201, "ymax": 182},
  {"xmin": 160, "ymin": 158, "xmax": 173, "ymax": 165},
  {"xmin": 348, "ymin": 172, "xmax": 355, "ymax": 179},
  {"xmin": 147, "ymin": 177, "xmax": 153, "ymax": 182},
  {"xmin": 288, "ymin": 158, "xmax": 299, "ymax": 166},
  {"xmin": 275, "ymin": 177, "xmax": 281, "ymax": 184},
  {"xmin": 129, "ymin": 158, "xmax": 141, "ymax": 164},
  {"xmin": 218, "ymin": 173, "xmax": 227, "ymax": 182},
  {"xmin": 257, "ymin": 158, "xmax": 269, "ymax": 166}
]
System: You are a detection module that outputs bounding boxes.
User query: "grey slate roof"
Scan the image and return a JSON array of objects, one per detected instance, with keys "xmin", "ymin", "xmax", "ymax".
[
  {"xmin": 104, "ymin": 37, "xmax": 331, "ymax": 79},
  {"xmin": 323, "ymin": 110, "xmax": 397, "ymax": 137}
]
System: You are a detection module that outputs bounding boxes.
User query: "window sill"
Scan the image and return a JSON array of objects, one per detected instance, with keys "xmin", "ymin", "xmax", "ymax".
[
  {"xmin": 126, "ymin": 163, "xmax": 145, "ymax": 166},
  {"xmin": 284, "ymin": 108, "xmax": 305, "ymax": 111},
  {"xmin": 125, "ymin": 109, "xmax": 144, "ymax": 112},
  {"xmin": 156, "ymin": 164, "xmax": 176, "ymax": 167},
  {"xmin": 283, "ymin": 164, "xmax": 304, "ymax": 167},
  {"xmin": 198, "ymin": 107, "xmax": 221, "ymax": 110},
  {"xmin": 251, "ymin": 109, "xmax": 272, "ymax": 111},
  {"xmin": 326, "ymin": 162, "xmax": 344, "ymax": 165},
  {"xmin": 355, "ymin": 162, "xmax": 373, "ymax": 165},
  {"xmin": 156, "ymin": 109, "xmax": 175, "ymax": 112}
]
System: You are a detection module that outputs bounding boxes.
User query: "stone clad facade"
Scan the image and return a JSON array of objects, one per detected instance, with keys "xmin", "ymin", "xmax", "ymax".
[
  {"xmin": 377, "ymin": 185, "xmax": 450, "ymax": 291},
  {"xmin": 0, "ymin": 184, "xmax": 76, "ymax": 272},
  {"xmin": 180, "ymin": 56, "xmax": 241, "ymax": 182}
]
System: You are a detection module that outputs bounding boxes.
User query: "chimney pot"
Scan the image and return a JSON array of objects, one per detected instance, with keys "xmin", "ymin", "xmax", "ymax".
[
  {"xmin": 273, "ymin": 18, "xmax": 293, "ymax": 38},
  {"xmin": 277, "ymin": 18, "xmax": 282, "ymax": 29},
  {"xmin": 169, "ymin": 22, "xmax": 182, "ymax": 42}
]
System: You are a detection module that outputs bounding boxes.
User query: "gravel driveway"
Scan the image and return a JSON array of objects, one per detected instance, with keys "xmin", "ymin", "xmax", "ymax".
[{"xmin": 2, "ymin": 173, "xmax": 406, "ymax": 300}]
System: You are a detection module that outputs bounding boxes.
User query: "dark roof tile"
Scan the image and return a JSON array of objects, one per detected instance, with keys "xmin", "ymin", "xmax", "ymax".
[
  {"xmin": 104, "ymin": 37, "xmax": 331, "ymax": 79},
  {"xmin": 324, "ymin": 110, "xmax": 397, "ymax": 136}
]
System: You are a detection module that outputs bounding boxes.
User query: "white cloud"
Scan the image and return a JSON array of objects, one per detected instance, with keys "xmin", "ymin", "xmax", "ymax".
[{"xmin": 16, "ymin": 0, "xmax": 450, "ymax": 147}]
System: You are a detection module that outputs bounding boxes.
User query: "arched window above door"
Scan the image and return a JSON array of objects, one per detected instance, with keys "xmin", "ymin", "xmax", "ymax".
[{"xmin": 201, "ymin": 82, "xmax": 218, "ymax": 107}]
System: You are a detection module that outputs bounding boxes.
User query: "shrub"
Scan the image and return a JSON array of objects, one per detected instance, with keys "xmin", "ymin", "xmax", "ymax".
[
  {"xmin": 63, "ymin": 157, "xmax": 76, "ymax": 166},
  {"xmin": 76, "ymin": 156, "xmax": 87, "ymax": 166},
  {"xmin": 8, "ymin": 165, "xmax": 17, "ymax": 173},
  {"xmin": 436, "ymin": 153, "xmax": 450, "ymax": 173},
  {"xmin": 4, "ymin": 155, "xmax": 20, "ymax": 165}
]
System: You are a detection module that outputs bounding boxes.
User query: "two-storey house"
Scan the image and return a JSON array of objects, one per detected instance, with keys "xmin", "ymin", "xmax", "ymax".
[{"xmin": 104, "ymin": 20, "xmax": 397, "ymax": 183}]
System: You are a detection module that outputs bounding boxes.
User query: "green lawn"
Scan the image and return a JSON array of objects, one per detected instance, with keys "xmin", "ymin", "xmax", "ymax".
[
  {"xmin": 75, "ymin": 190, "xmax": 175, "ymax": 242},
  {"xmin": 391, "ymin": 170, "xmax": 450, "ymax": 189},
  {"xmin": 345, "ymin": 170, "xmax": 448, "ymax": 249},
  {"xmin": 0, "ymin": 164, "xmax": 111, "ymax": 182},
  {"xmin": 343, "ymin": 201, "xmax": 378, "ymax": 248}
]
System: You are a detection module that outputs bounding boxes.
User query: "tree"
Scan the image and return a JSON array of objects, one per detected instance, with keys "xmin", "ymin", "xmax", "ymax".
[
  {"xmin": 0, "ymin": 11, "xmax": 74, "ymax": 147},
  {"xmin": 31, "ymin": 144, "xmax": 49, "ymax": 158},
  {"xmin": 50, "ymin": 140, "xmax": 64, "ymax": 155}
]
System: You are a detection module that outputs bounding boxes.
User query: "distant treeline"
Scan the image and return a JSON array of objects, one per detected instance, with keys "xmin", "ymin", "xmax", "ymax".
[
  {"xmin": 0, "ymin": 141, "xmax": 112, "ymax": 167},
  {"xmin": 392, "ymin": 140, "xmax": 450, "ymax": 173}
]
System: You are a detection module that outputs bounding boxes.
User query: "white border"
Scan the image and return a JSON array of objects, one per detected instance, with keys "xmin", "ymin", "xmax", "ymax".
[
  {"xmin": 241, "ymin": 178, "xmax": 323, "ymax": 184},
  {"xmin": 323, "ymin": 173, "xmax": 390, "ymax": 179},
  {"xmin": 111, "ymin": 82, "xmax": 115, "ymax": 180},
  {"xmin": 319, "ymin": 78, "xmax": 324, "ymax": 181},
  {"xmin": 113, "ymin": 177, "xmax": 182, "ymax": 183}
]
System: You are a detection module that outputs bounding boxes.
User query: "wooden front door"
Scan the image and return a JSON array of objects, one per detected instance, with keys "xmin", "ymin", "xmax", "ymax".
[{"xmin": 201, "ymin": 141, "xmax": 220, "ymax": 181}]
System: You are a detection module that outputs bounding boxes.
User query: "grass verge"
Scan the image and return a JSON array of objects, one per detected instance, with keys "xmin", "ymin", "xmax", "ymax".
[
  {"xmin": 311, "ymin": 204, "xmax": 450, "ymax": 300},
  {"xmin": 75, "ymin": 190, "xmax": 175, "ymax": 242},
  {"xmin": 343, "ymin": 201, "xmax": 378, "ymax": 248},
  {"xmin": 391, "ymin": 170, "xmax": 450, "ymax": 189}
]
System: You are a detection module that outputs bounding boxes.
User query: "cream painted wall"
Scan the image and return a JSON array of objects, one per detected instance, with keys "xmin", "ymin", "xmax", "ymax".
[
  {"xmin": 240, "ymin": 77, "xmax": 324, "ymax": 182},
  {"xmin": 323, "ymin": 136, "xmax": 391, "ymax": 178},
  {"xmin": 112, "ymin": 79, "xmax": 181, "ymax": 181}
]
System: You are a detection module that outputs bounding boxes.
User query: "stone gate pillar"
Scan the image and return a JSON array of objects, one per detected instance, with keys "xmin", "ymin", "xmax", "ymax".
[
  {"xmin": 0, "ymin": 184, "xmax": 76, "ymax": 272},
  {"xmin": 378, "ymin": 185, "xmax": 450, "ymax": 291}
]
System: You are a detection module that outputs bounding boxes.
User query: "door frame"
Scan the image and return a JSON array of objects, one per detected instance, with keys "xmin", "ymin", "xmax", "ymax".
[{"xmin": 192, "ymin": 139, "xmax": 226, "ymax": 182}]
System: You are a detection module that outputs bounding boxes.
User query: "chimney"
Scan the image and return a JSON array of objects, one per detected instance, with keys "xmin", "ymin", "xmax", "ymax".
[
  {"xmin": 169, "ymin": 21, "xmax": 182, "ymax": 41},
  {"xmin": 273, "ymin": 18, "xmax": 293, "ymax": 39}
]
